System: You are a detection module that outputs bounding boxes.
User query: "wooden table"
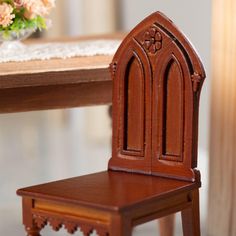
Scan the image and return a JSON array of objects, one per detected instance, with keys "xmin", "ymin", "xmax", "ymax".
[{"xmin": 0, "ymin": 35, "xmax": 122, "ymax": 114}]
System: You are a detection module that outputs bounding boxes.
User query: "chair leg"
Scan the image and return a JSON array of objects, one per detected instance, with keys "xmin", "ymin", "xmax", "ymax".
[
  {"xmin": 25, "ymin": 226, "xmax": 41, "ymax": 236},
  {"xmin": 181, "ymin": 189, "xmax": 200, "ymax": 236},
  {"xmin": 22, "ymin": 198, "xmax": 42, "ymax": 236},
  {"xmin": 158, "ymin": 214, "xmax": 175, "ymax": 236},
  {"xmin": 110, "ymin": 214, "xmax": 132, "ymax": 236}
]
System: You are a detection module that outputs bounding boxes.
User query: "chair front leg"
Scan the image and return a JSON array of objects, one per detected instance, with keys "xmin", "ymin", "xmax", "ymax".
[
  {"xmin": 22, "ymin": 198, "xmax": 42, "ymax": 236},
  {"xmin": 25, "ymin": 226, "xmax": 41, "ymax": 236},
  {"xmin": 181, "ymin": 189, "xmax": 200, "ymax": 236},
  {"xmin": 110, "ymin": 214, "xmax": 132, "ymax": 236}
]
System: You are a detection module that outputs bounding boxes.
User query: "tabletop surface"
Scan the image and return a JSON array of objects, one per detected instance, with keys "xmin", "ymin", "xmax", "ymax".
[
  {"xmin": 0, "ymin": 34, "xmax": 124, "ymax": 113},
  {"xmin": 0, "ymin": 33, "xmax": 124, "ymax": 89}
]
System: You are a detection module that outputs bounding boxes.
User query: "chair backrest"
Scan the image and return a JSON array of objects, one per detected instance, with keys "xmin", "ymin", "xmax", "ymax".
[{"xmin": 109, "ymin": 12, "xmax": 205, "ymax": 182}]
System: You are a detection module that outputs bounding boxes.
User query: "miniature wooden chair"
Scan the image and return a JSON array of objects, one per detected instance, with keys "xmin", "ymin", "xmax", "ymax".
[{"xmin": 17, "ymin": 12, "xmax": 205, "ymax": 236}]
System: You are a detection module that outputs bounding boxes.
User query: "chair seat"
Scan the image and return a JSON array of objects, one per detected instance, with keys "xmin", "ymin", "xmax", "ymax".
[{"xmin": 17, "ymin": 170, "xmax": 198, "ymax": 212}]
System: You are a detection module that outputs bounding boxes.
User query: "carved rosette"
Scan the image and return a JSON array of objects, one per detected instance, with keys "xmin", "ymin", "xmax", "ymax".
[
  {"xmin": 33, "ymin": 213, "xmax": 109, "ymax": 236},
  {"xmin": 142, "ymin": 27, "xmax": 162, "ymax": 54}
]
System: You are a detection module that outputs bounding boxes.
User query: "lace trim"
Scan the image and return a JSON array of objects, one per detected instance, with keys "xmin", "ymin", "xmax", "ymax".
[{"xmin": 0, "ymin": 40, "xmax": 121, "ymax": 63}]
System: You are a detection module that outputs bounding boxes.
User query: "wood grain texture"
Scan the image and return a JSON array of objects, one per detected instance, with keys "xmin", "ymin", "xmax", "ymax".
[
  {"xmin": 0, "ymin": 55, "xmax": 113, "ymax": 79},
  {"xmin": 0, "ymin": 81, "xmax": 112, "ymax": 113},
  {"xmin": 208, "ymin": 0, "xmax": 236, "ymax": 235},
  {"xmin": 17, "ymin": 171, "xmax": 198, "ymax": 235},
  {"xmin": 0, "ymin": 34, "xmax": 123, "ymax": 113},
  {"xmin": 17, "ymin": 171, "xmax": 198, "ymax": 211},
  {"xmin": 109, "ymin": 11, "xmax": 205, "ymax": 182},
  {"xmin": 181, "ymin": 189, "xmax": 200, "ymax": 236},
  {"xmin": 17, "ymin": 12, "xmax": 205, "ymax": 236},
  {"xmin": 0, "ymin": 33, "xmax": 124, "ymax": 78}
]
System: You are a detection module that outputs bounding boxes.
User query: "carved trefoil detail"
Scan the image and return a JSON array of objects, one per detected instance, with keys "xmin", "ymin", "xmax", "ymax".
[
  {"xmin": 110, "ymin": 62, "xmax": 117, "ymax": 76},
  {"xmin": 191, "ymin": 72, "xmax": 202, "ymax": 92},
  {"xmin": 142, "ymin": 27, "xmax": 162, "ymax": 54}
]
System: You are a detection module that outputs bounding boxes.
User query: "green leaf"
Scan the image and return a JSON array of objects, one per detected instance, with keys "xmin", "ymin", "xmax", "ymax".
[{"xmin": 0, "ymin": 15, "xmax": 48, "ymax": 34}]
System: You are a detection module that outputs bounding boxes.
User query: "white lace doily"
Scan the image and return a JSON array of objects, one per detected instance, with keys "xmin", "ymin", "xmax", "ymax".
[{"xmin": 0, "ymin": 40, "xmax": 121, "ymax": 63}]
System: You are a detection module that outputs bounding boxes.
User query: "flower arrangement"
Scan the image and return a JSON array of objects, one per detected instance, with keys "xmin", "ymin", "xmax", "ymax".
[{"xmin": 0, "ymin": 0, "xmax": 55, "ymax": 39}]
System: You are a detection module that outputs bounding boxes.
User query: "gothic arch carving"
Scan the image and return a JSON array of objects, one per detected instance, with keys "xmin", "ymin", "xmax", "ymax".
[
  {"xmin": 151, "ymin": 41, "xmax": 196, "ymax": 181},
  {"xmin": 109, "ymin": 12, "xmax": 205, "ymax": 182},
  {"xmin": 109, "ymin": 39, "xmax": 152, "ymax": 173}
]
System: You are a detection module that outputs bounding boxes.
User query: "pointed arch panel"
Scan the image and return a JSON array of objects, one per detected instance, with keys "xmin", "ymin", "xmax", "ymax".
[
  {"xmin": 109, "ymin": 39, "xmax": 152, "ymax": 173},
  {"xmin": 109, "ymin": 11, "xmax": 205, "ymax": 181},
  {"xmin": 123, "ymin": 53, "xmax": 145, "ymax": 154},
  {"xmin": 162, "ymin": 56, "xmax": 183, "ymax": 160}
]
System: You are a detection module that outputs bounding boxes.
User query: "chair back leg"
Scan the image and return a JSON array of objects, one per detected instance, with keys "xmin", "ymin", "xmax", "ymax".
[
  {"xmin": 159, "ymin": 215, "xmax": 175, "ymax": 236},
  {"xmin": 181, "ymin": 189, "xmax": 200, "ymax": 236}
]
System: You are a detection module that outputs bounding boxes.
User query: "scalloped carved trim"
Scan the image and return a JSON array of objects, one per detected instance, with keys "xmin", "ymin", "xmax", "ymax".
[
  {"xmin": 64, "ymin": 221, "xmax": 78, "ymax": 234},
  {"xmin": 33, "ymin": 215, "xmax": 47, "ymax": 229},
  {"xmin": 49, "ymin": 218, "xmax": 62, "ymax": 231},
  {"xmin": 96, "ymin": 228, "xmax": 109, "ymax": 236},
  {"xmin": 33, "ymin": 213, "xmax": 109, "ymax": 236},
  {"xmin": 80, "ymin": 224, "xmax": 94, "ymax": 236}
]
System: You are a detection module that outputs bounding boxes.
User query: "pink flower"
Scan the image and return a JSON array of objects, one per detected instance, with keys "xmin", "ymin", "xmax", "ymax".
[
  {"xmin": 0, "ymin": 3, "xmax": 15, "ymax": 28},
  {"xmin": 23, "ymin": 0, "xmax": 55, "ymax": 20},
  {"xmin": 23, "ymin": 0, "xmax": 47, "ymax": 19},
  {"xmin": 42, "ymin": 0, "xmax": 56, "ymax": 9},
  {"xmin": 14, "ymin": 0, "xmax": 25, "ymax": 8}
]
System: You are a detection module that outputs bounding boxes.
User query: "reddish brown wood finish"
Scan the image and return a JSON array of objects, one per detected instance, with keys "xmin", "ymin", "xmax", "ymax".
[
  {"xmin": 181, "ymin": 189, "xmax": 200, "ymax": 236},
  {"xmin": 17, "ymin": 171, "xmax": 199, "ymax": 235},
  {"xmin": 0, "ymin": 34, "xmax": 125, "ymax": 114},
  {"xmin": 17, "ymin": 12, "xmax": 205, "ymax": 236},
  {"xmin": 109, "ymin": 12, "xmax": 205, "ymax": 182},
  {"xmin": 0, "ymin": 81, "xmax": 112, "ymax": 113},
  {"xmin": 159, "ymin": 215, "xmax": 175, "ymax": 236}
]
